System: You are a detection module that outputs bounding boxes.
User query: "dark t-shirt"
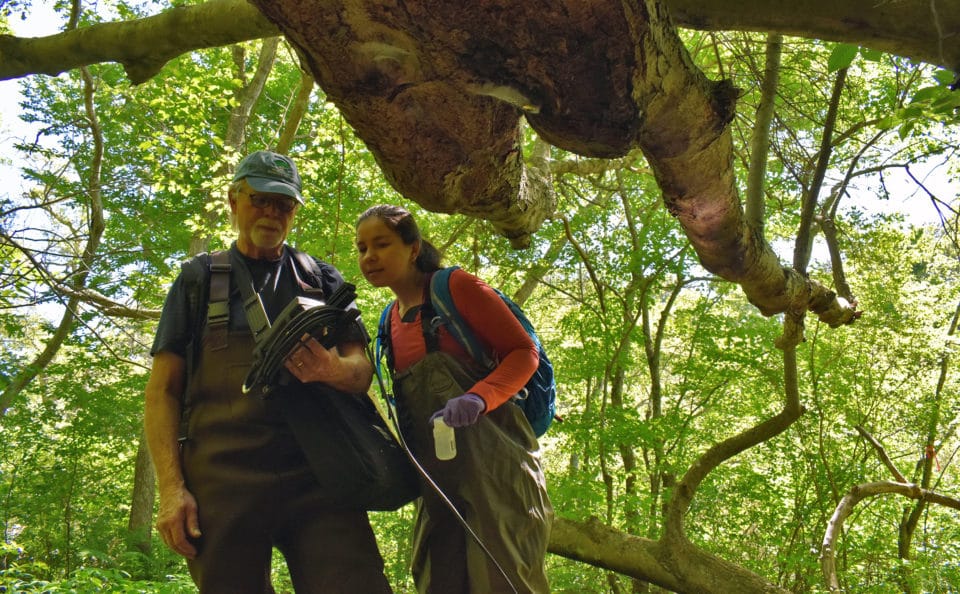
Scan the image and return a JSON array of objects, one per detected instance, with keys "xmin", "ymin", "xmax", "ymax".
[{"xmin": 151, "ymin": 243, "xmax": 365, "ymax": 358}]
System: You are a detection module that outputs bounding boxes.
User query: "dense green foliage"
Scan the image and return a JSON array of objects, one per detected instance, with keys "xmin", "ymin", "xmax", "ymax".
[{"xmin": 1, "ymin": 3, "xmax": 959, "ymax": 592}]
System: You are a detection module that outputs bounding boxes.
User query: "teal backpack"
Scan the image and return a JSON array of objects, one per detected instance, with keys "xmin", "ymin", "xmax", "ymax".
[{"xmin": 377, "ymin": 266, "xmax": 557, "ymax": 436}]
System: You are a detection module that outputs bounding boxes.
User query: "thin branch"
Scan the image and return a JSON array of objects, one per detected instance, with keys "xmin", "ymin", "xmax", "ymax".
[
  {"xmin": 745, "ymin": 33, "xmax": 781, "ymax": 229},
  {"xmin": 274, "ymin": 67, "xmax": 314, "ymax": 154},
  {"xmin": 794, "ymin": 66, "xmax": 847, "ymax": 274},
  {"xmin": 855, "ymin": 425, "xmax": 907, "ymax": 483},
  {"xmin": 1, "ymin": 58, "xmax": 106, "ymax": 415},
  {"xmin": 560, "ymin": 214, "xmax": 606, "ymax": 314}
]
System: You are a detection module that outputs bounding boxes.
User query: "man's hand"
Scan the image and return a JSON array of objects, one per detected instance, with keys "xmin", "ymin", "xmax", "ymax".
[
  {"xmin": 284, "ymin": 334, "xmax": 372, "ymax": 393},
  {"xmin": 285, "ymin": 334, "xmax": 338, "ymax": 382},
  {"xmin": 156, "ymin": 485, "xmax": 201, "ymax": 559}
]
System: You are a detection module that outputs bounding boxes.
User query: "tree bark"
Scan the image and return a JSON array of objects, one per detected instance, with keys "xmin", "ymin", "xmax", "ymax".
[
  {"xmin": 549, "ymin": 516, "xmax": 789, "ymax": 593},
  {"xmin": 127, "ymin": 430, "xmax": 156, "ymax": 556},
  {"xmin": 2, "ymin": 0, "xmax": 955, "ymax": 83},
  {"xmin": 0, "ymin": 0, "xmax": 948, "ymax": 324}
]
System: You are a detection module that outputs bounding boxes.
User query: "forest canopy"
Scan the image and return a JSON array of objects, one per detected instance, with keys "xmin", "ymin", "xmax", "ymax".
[{"xmin": 1, "ymin": 1, "xmax": 959, "ymax": 592}]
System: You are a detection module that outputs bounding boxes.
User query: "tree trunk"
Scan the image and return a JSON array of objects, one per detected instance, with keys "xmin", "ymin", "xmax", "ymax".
[{"xmin": 127, "ymin": 431, "xmax": 156, "ymax": 556}]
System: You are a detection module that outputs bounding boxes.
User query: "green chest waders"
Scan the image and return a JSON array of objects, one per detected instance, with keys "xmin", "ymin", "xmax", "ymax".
[
  {"xmin": 182, "ymin": 331, "xmax": 305, "ymax": 495},
  {"xmin": 393, "ymin": 351, "xmax": 553, "ymax": 594},
  {"xmin": 180, "ymin": 331, "xmax": 392, "ymax": 594}
]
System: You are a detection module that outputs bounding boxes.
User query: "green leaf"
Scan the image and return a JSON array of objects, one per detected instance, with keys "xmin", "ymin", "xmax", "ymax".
[
  {"xmin": 828, "ymin": 44, "xmax": 858, "ymax": 71},
  {"xmin": 934, "ymin": 69, "xmax": 957, "ymax": 85},
  {"xmin": 898, "ymin": 120, "xmax": 916, "ymax": 139},
  {"xmin": 909, "ymin": 86, "xmax": 940, "ymax": 104},
  {"xmin": 859, "ymin": 47, "xmax": 884, "ymax": 62},
  {"xmin": 877, "ymin": 115, "xmax": 896, "ymax": 130}
]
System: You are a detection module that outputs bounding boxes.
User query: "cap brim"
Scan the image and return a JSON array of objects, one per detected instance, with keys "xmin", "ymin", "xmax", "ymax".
[{"xmin": 245, "ymin": 176, "xmax": 304, "ymax": 204}]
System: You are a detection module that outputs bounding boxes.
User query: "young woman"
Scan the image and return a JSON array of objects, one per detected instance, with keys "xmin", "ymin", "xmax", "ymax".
[{"xmin": 356, "ymin": 204, "xmax": 553, "ymax": 593}]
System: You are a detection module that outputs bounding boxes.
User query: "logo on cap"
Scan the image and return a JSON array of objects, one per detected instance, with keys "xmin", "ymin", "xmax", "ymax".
[{"xmin": 233, "ymin": 150, "xmax": 303, "ymax": 203}]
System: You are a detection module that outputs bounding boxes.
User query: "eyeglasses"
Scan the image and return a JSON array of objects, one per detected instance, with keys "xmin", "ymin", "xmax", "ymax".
[{"xmin": 242, "ymin": 191, "xmax": 297, "ymax": 214}]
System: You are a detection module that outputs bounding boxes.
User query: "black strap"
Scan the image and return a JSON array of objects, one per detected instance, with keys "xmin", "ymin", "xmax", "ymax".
[
  {"xmin": 419, "ymin": 272, "xmax": 442, "ymax": 353},
  {"xmin": 289, "ymin": 248, "xmax": 326, "ymax": 300},
  {"xmin": 231, "ymin": 255, "xmax": 272, "ymax": 342},
  {"xmin": 419, "ymin": 300, "xmax": 442, "ymax": 353},
  {"xmin": 206, "ymin": 250, "xmax": 231, "ymax": 350}
]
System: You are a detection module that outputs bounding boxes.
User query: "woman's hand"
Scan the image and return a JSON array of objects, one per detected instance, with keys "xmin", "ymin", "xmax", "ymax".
[{"xmin": 430, "ymin": 393, "xmax": 486, "ymax": 427}]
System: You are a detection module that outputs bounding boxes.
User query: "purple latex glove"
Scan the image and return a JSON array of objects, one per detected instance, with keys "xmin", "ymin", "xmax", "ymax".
[{"xmin": 430, "ymin": 393, "xmax": 486, "ymax": 427}]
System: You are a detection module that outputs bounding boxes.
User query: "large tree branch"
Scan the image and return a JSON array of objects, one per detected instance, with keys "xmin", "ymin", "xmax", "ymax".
[
  {"xmin": 0, "ymin": 0, "xmax": 279, "ymax": 83},
  {"xmin": 2, "ymin": 0, "xmax": 955, "ymax": 84},
  {"xmin": 0, "ymin": 0, "xmax": 891, "ymax": 318},
  {"xmin": 667, "ymin": 0, "xmax": 960, "ymax": 71},
  {"xmin": 549, "ymin": 516, "xmax": 788, "ymax": 593}
]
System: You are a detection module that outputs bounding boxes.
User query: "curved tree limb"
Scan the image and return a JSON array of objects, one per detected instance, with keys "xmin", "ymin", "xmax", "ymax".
[
  {"xmin": 820, "ymin": 480, "xmax": 960, "ymax": 591},
  {"xmin": 548, "ymin": 516, "xmax": 788, "ymax": 593},
  {"xmin": 2, "ymin": 0, "xmax": 956, "ymax": 84},
  {"xmin": 0, "ymin": 50, "xmax": 105, "ymax": 416}
]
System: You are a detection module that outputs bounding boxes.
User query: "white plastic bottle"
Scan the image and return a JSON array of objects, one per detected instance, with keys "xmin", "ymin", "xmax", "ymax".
[{"xmin": 433, "ymin": 419, "xmax": 457, "ymax": 460}]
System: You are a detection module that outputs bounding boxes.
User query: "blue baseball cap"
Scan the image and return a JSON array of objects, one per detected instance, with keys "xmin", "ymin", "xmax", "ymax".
[{"xmin": 232, "ymin": 150, "xmax": 304, "ymax": 204}]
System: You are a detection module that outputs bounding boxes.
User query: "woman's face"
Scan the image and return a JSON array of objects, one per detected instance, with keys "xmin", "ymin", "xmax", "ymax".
[{"xmin": 356, "ymin": 216, "xmax": 418, "ymax": 289}]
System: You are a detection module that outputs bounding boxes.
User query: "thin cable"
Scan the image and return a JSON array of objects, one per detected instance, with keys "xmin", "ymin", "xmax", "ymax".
[
  {"xmin": 369, "ymin": 347, "xmax": 520, "ymax": 594},
  {"xmin": 240, "ymin": 281, "xmax": 520, "ymax": 593}
]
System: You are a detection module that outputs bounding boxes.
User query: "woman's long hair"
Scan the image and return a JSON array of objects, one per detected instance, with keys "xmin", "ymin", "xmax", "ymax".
[{"xmin": 357, "ymin": 204, "xmax": 442, "ymax": 272}]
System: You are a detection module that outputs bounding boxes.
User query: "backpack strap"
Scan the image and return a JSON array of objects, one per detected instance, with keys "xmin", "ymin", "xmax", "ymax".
[
  {"xmin": 289, "ymin": 248, "xmax": 327, "ymax": 300},
  {"xmin": 419, "ymin": 296, "xmax": 442, "ymax": 354},
  {"xmin": 376, "ymin": 273, "xmax": 444, "ymax": 376},
  {"xmin": 205, "ymin": 250, "xmax": 231, "ymax": 351},
  {"xmin": 376, "ymin": 302, "xmax": 395, "ymax": 378},
  {"xmin": 428, "ymin": 266, "xmax": 496, "ymax": 370}
]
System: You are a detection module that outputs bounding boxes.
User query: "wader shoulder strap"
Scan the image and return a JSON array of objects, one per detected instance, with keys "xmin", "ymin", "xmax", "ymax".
[
  {"xmin": 206, "ymin": 250, "xmax": 231, "ymax": 350},
  {"xmin": 288, "ymin": 248, "xmax": 327, "ymax": 300}
]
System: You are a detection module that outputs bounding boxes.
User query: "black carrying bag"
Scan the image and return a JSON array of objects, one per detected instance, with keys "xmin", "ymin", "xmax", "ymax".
[
  {"xmin": 280, "ymin": 382, "xmax": 419, "ymax": 511},
  {"xmin": 227, "ymin": 252, "xmax": 419, "ymax": 511}
]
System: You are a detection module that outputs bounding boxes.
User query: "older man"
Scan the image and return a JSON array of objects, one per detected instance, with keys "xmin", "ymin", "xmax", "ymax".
[{"xmin": 144, "ymin": 150, "xmax": 392, "ymax": 593}]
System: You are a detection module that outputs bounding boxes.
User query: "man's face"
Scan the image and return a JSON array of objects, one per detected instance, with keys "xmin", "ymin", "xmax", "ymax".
[{"xmin": 230, "ymin": 179, "xmax": 299, "ymax": 260}]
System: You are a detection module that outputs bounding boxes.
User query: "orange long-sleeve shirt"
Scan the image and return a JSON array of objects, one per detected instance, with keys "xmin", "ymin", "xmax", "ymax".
[{"xmin": 390, "ymin": 268, "xmax": 539, "ymax": 411}]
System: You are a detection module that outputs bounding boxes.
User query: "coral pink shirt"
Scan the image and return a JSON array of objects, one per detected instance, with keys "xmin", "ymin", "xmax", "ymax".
[{"xmin": 390, "ymin": 268, "xmax": 539, "ymax": 411}]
